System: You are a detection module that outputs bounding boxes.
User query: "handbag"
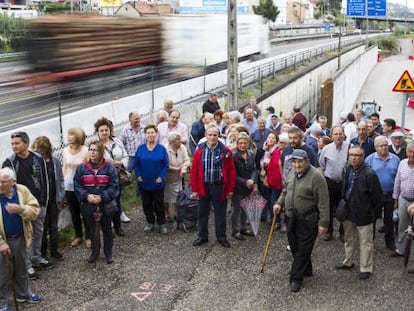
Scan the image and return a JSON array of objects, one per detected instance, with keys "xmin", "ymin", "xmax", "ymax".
[
  {"xmin": 117, "ymin": 166, "xmax": 133, "ymax": 186},
  {"xmin": 103, "ymin": 199, "xmax": 118, "ymax": 216},
  {"xmin": 336, "ymin": 199, "xmax": 349, "ymax": 222}
]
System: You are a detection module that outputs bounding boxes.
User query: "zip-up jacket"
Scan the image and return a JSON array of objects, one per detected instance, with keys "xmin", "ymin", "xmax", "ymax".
[{"xmin": 74, "ymin": 159, "xmax": 119, "ymax": 215}]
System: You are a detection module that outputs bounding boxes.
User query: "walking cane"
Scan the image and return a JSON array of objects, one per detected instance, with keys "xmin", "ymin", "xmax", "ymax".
[
  {"xmin": 260, "ymin": 211, "xmax": 278, "ymax": 273},
  {"xmin": 6, "ymin": 253, "xmax": 19, "ymax": 311}
]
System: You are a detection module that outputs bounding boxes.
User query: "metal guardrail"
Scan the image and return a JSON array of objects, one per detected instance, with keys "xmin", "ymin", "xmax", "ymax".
[{"xmin": 0, "ymin": 52, "xmax": 27, "ymax": 59}]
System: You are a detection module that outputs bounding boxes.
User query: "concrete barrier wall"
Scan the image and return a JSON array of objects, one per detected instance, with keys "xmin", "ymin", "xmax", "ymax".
[{"xmin": 257, "ymin": 45, "xmax": 377, "ymax": 124}]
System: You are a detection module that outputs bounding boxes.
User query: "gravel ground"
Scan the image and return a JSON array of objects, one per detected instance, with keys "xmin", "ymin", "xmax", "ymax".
[
  {"xmin": 11, "ymin": 39, "xmax": 414, "ymax": 311},
  {"xmin": 11, "ymin": 203, "xmax": 414, "ymax": 311}
]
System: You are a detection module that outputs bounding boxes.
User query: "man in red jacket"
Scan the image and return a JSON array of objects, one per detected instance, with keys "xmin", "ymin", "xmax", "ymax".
[{"xmin": 190, "ymin": 124, "xmax": 236, "ymax": 248}]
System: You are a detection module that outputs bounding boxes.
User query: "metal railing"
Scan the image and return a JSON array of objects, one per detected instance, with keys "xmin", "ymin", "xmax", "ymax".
[{"xmin": 0, "ymin": 52, "xmax": 27, "ymax": 59}]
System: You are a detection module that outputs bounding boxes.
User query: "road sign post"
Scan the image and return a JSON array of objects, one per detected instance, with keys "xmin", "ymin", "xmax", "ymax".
[{"xmin": 392, "ymin": 70, "xmax": 414, "ymax": 133}]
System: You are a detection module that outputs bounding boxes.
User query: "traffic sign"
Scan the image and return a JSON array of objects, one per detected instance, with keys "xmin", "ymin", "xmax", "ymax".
[
  {"xmin": 392, "ymin": 70, "xmax": 414, "ymax": 92},
  {"xmin": 346, "ymin": 0, "xmax": 386, "ymax": 17}
]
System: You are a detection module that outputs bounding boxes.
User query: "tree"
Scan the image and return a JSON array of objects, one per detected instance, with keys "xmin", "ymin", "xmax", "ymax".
[{"xmin": 253, "ymin": 0, "xmax": 280, "ymax": 23}]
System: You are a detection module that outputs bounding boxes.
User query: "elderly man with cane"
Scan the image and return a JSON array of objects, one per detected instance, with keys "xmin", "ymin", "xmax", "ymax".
[
  {"xmin": 273, "ymin": 149, "xmax": 329, "ymax": 293},
  {"xmin": 0, "ymin": 167, "xmax": 42, "ymax": 311}
]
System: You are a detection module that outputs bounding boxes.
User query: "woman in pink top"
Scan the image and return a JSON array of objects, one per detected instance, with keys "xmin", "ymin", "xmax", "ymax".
[{"xmin": 62, "ymin": 128, "xmax": 90, "ymax": 248}]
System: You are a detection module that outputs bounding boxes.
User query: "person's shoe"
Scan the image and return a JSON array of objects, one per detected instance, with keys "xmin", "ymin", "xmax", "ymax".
[
  {"xmin": 71, "ymin": 237, "xmax": 83, "ymax": 247},
  {"xmin": 407, "ymin": 268, "xmax": 414, "ymax": 274},
  {"xmin": 378, "ymin": 226, "xmax": 385, "ymax": 233},
  {"xmin": 388, "ymin": 249, "xmax": 404, "ymax": 257},
  {"xmin": 290, "ymin": 280, "xmax": 301, "ymax": 293},
  {"xmin": 159, "ymin": 225, "xmax": 168, "ymax": 235},
  {"xmin": 0, "ymin": 306, "xmax": 10, "ymax": 311},
  {"xmin": 240, "ymin": 230, "xmax": 254, "ymax": 237},
  {"xmin": 280, "ymin": 224, "xmax": 287, "ymax": 233},
  {"xmin": 87, "ymin": 255, "xmax": 98, "ymax": 263},
  {"xmin": 27, "ymin": 268, "xmax": 39, "ymax": 280},
  {"xmin": 115, "ymin": 228, "xmax": 126, "ymax": 237},
  {"xmin": 217, "ymin": 239, "xmax": 231, "ymax": 248},
  {"xmin": 335, "ymin": 263, "xmax": 354, "ymax": 270},
  {"xmin": 193, "ymin": 238, "xmax": 208, "ymax": 246},
  {"xmin": 85, "ymin": 239, "xmax": 92, "ymax": 248},
  {"xmin": 304, "ymin": 270, "xmax": 313, "ymax": 277},
  {"xmin": 16, "ymin": 293, "xmax": 42, "ymax": 304},
  {"xmin": 232, "ymin": 232, "xmax": 245, "ymax": 240},
  {"xmin": 51, "ymin": 252, "xmax": 64, "ymax": 261},
  {"xmin": 106, "ymin": 256, "xmax": 113, "ymax": 264},
  {"xmin": 120, "ymin": 212, "xmax": 131, "ymax": 223},
  {"xmin": 286, "ymin": 245, "xmax": 291, "ymax": 251},
  {"xmin": 32, "ymin": 258, "xmax": 54, "ymax": 270},
  {"xmin": 359, "ymin": 272, "xmax": 372, "ymax": 280},
  {"xmin": 386, "ymin": 243, "xmax": 396, "ymax": 251},
  {"xmin": 144, "ymin": 223, "xmax": 154, "ymax": 233},
  {"xmin": 322, "ymin": 233, "xmax": 332, "ymax": 241}
]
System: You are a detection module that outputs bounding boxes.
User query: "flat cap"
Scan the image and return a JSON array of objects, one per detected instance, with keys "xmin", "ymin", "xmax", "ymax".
[{"xmin": 291, "ymin": 149, "xmax": 308, "ymax": 160}]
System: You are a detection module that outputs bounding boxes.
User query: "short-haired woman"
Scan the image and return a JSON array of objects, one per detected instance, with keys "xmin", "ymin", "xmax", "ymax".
[
  {"xmin": 62, "ymin": 127, "xmax": 90, "ymax": 248},
  {"xmin": 165, "ymin": 131, "xmax": 190, "ymax": 223},
  {"xmin": 134, "ymin": 125, "xmax": 169, "ymax": 234},
  {"xmin": 74, "ymin": 141, "xmax": 119, "ymax": 264}
]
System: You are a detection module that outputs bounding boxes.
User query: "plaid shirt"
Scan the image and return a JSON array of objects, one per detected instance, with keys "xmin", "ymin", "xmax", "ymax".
[
  {"xmin": 119, "ymin": 124, "xmax": 145, "ymax": 156},
  {"xmin": 393, "ymin": 159, "xmax": 414, "ymax": 200},
  {"xmin": 202, "ymin": 143, "xmax": 223, "ymax": 184}
]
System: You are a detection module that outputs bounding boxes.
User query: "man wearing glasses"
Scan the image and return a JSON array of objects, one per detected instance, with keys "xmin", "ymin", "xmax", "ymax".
[
  {"xmin": 335, "ymin": 146, "xmax": 383, "ymax": 280},
  {"xmin": 2, "ymin": 132, "xmax": 52, "ymax": 280}
]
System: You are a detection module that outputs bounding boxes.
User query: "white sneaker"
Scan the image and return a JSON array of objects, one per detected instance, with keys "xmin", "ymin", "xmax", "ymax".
[
  {"xmin": 286, "ymin": 245, "xmax": 291, "ymax": 251},
  {"xmin": 120, "ymin": 212, "xmax": 130, "ymax": 223}
]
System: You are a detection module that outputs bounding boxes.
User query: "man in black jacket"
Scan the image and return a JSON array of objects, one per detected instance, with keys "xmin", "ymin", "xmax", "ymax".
[
  {"xmin": 2, "ymin": 131, "xmax": 52, "ymax": 280},
  {"xmin": 335, "ymin": 146, "xmax": 383, "ymax": 280}
]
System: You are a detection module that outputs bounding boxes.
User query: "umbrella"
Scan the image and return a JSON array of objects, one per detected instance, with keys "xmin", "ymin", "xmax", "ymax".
[
  {"xmin": 241, "ymin": 192, "xmax": 267, "ymax": 236},
  {"xmin": 404, "ymin": 216, "xmax": 414, "ymax": 268}
]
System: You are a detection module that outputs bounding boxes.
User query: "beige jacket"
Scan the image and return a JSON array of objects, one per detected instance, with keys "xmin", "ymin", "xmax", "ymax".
[{"xmin": 0, "ymin": 184, "xmax": 41, "ymax": 248}]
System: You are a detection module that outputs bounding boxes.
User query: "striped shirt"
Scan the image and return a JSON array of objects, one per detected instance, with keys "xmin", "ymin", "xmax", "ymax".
[
  {"xmin": 393, "ymin": 159, "xmax": 414, "ymax": 200},
  {"xmin": 202, "ymin": 143, "xmax": 223, "ymax": 184},
  {"xmin": 119, "ymin": 124, "xmax": 145, "ymax": 156}
]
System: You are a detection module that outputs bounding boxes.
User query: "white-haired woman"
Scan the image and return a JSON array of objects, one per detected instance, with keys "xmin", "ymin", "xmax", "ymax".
[{"xmin": 165, "ymin": 132, "xmax": 190, "ymax": 223}]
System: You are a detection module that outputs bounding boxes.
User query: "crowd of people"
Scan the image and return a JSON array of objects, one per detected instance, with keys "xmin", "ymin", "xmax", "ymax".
[{"xmin": 1, "ymin": 94, "xmax": 414, "ymax": 309}]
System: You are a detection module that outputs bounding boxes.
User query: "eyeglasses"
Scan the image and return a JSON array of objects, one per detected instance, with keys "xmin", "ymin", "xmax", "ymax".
[{"xmin": 0, "ymin": 179, "xmax": 12, "ymax": 184}]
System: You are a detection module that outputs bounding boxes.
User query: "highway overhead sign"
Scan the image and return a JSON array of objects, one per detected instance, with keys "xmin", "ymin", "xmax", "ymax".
[
  {"xmin": 346, "ymin": 0, "xmax": 386, "ymax": 17},
  {"xmin": 392, "ymin": 70, "xmax": 414, "ymax": 92}
]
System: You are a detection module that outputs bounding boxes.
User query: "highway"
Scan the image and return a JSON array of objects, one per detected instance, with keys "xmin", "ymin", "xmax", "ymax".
[{"xmin": 0, "ymin": 36, "xmax": 353, "ymax": 132}]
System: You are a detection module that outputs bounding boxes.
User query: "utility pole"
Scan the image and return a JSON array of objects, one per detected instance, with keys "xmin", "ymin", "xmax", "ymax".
[{"xmin": 227, "ymin": 0, "xmax": 238, "ymax": 111}]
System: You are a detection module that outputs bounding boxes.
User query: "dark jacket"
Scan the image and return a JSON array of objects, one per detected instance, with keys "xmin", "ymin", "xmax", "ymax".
[
  {"xmin": 3, "ymin": 151, "xmax": 49, "ymax": 207},
  {"xmin": 74, "ymin": 159, "xmax": 119, "ymax": 215},
  {"xmin": 202, "ymin": 100, "xmax": 220, "ymax": 114},
  {"xmin": 341, "ymin": 163, "xmax": 383, "ymax": 226},
  {"xmin": 233, "ymin": 150, "xmax": 257, "ymax": 197},
  {"xmin": 190, "ymin": 120, "xmax": 205, "ymax": 155}
]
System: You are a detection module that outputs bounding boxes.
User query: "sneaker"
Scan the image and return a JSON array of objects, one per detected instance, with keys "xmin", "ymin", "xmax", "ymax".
[
  {"xmin": 27, "ymin": 268, "xmax": 39, "ymax": 280},
  {"xmin": 159, "ymin": 224, "xmax": 168, "ymax": 235},
  {"xmin": 51, "ymin": 252, "xmax": 64, "ymax": 261},
  {"xmin": 120, "ymin": 212, "xmax": 130, "ymax": 223},
  {"xmin": 0, "ymin": 306, "xmax": 10, "ymax": 311},
  {"xmin": 144, "ymin": 223, "xmax": 154, "ymax": 232},
  {"xmin": 32, "ymin": 258, "xmax": 54, "ymax": 270},
  {"xmin": 16, "ymin": 293, "xmax": 42, "ymax": 304},
  {"xmin": 286, "ymin": 245, "xmax": 291, "ymax": 251}
]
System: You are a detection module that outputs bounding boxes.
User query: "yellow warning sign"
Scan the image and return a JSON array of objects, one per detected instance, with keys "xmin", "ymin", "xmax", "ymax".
[{"xmin": 393, "ymin": 70, "xmax": 414, "ymax": 92}]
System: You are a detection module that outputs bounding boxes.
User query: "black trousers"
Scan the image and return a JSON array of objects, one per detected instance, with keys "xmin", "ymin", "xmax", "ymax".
[
  {"xmin": 326, "ymin": 178, "xmax": 343, "ymax": 235},
  {"xmin": 198, "ymin": 184, "xmax": 226, "ymax": 241},
  {"xmin": 86, "ymin": 210, "xmax": 114, "ymax": 258},
  {"xmin": 287, "ymin": 212, "xmax": 318, "ymax": 282},
  {"xmin": 41, "ymin": 200, "xmax": 59, "ymax": 256},
  {"xmin": 66, "ymin": 191, "xmax": 90, "ymax": 239},
  {"xmin": 382, "ymin": 193, "xmax": 395, "ymax": 248},
  {"xmin": 140, "ymin": 188, "xmax": 165, "ymax": 225}
]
